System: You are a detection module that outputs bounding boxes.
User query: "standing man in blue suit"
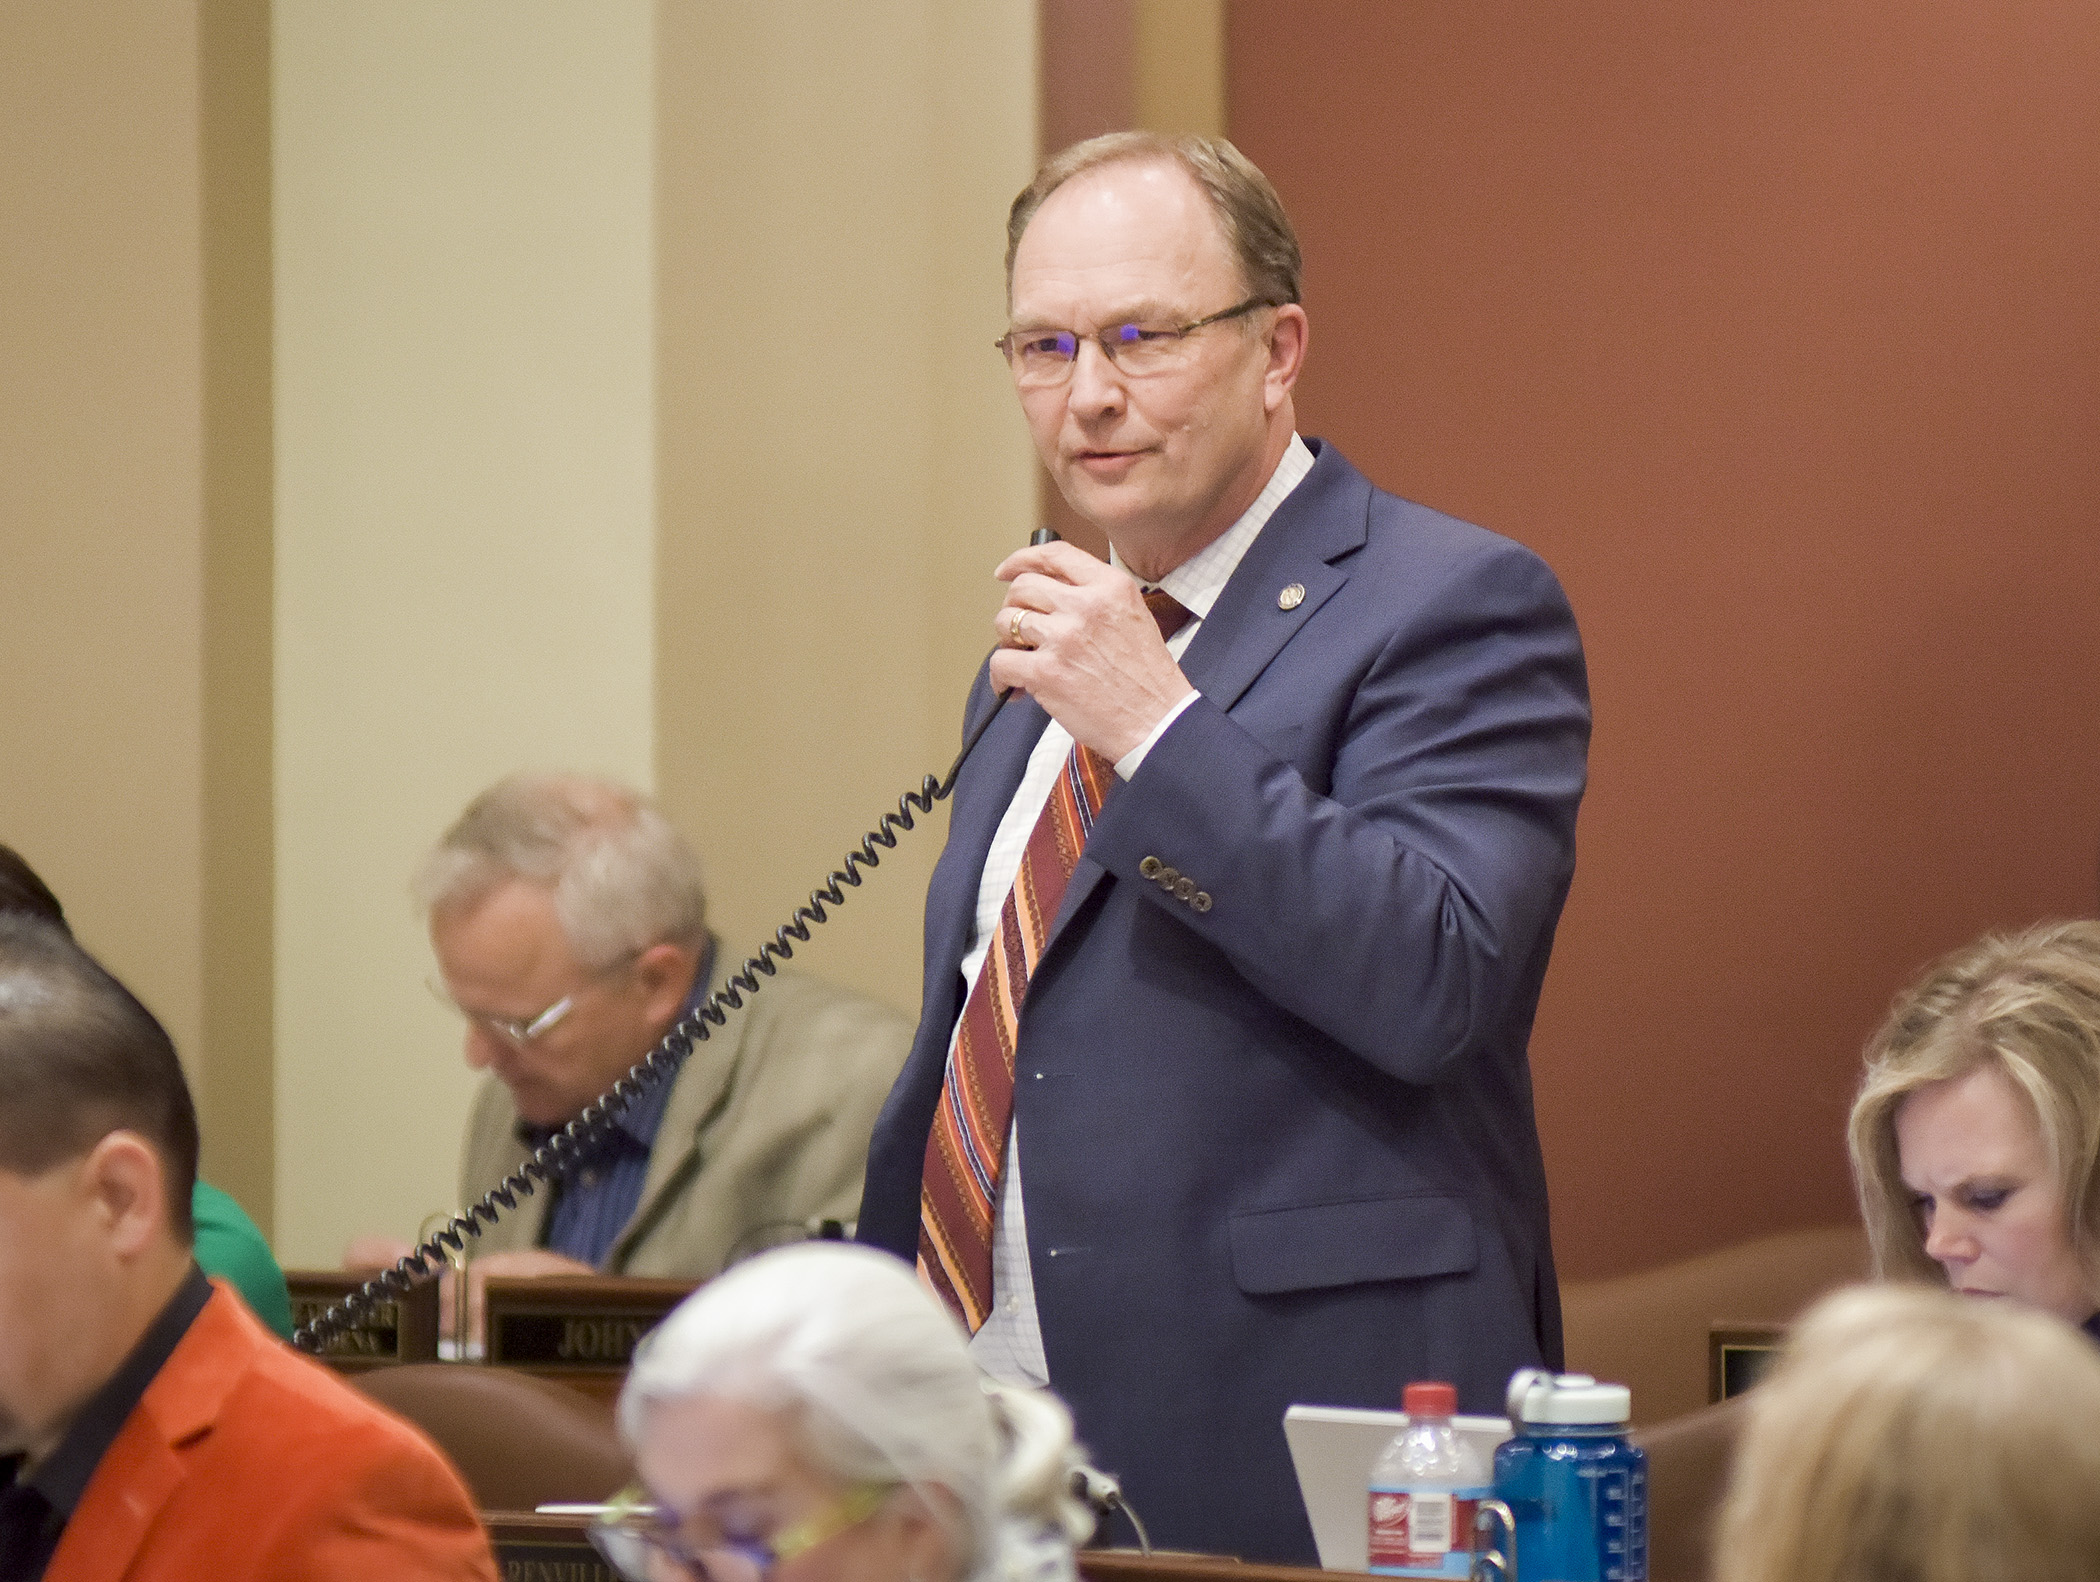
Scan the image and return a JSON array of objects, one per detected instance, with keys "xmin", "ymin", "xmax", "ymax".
[{"xmin": 858, "ymin": 133, "xmax": 1590, "ymax": 1564}]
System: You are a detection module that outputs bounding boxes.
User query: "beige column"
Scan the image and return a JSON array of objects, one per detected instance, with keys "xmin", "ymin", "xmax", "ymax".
[
  {"xmin": 272, "ymin": 1, "xmax": 658, "ymax": 1264},
  {"xmin": 0, "ymin": 6, "xmax": 208, "ymax": 1127},
  {"xmin": 0, "ymin": 2, "xmax": 277, "ymax": 1228},
  {"xmin": 201, "ymin": 0, "xmax": 279, "ymax": 1236},
  {"xmin": 654, "ymin": 2, "xmax": 1038, "ymax": 1020}
]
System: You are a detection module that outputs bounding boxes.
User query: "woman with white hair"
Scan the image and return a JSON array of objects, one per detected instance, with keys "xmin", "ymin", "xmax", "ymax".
[{"xmin": 593, "ymin": 1242, "xmax": 1094, "ymax": 1582}]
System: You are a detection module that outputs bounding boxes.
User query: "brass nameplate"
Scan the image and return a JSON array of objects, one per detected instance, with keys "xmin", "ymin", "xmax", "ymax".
[
  {"xmin": 284, "ymin": 1269, "xmax": 442, "ymax": 1366},
  {"xmin": 293, "ymin": 1295, "xmax": 401, "ymax": 1357},
  {"xmin": 494, "ymin": 1310, "xmax": 656, "ymax": 1367},
  {"xmin": 482, "ymin": 1276, "xmax": 698, "ymax": 1372},
  {"xmin": 497, "ymin": 1543, "xmax": 618, "ymax": 1582}
]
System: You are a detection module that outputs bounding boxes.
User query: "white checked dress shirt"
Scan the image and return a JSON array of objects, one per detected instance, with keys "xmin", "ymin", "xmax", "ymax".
[{"xmin": 963, "ymin": 434, "xmax": 1315, "ymax": 1386}]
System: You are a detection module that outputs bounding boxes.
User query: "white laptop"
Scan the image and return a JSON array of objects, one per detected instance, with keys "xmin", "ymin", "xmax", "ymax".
[{"xmin": 1283, "ymin": 1405, "xmax": 1513, "ymax": 1571}]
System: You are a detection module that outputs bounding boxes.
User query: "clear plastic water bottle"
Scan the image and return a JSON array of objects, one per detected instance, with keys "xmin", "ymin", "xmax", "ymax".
[
  {"xmin": 1368, "ymin": 1381, "xmax": 1493, "ymax": 1577},
  {"xmin": 1492, "ymin": 1370, "xmax": 1648, "ymax": 1581}
]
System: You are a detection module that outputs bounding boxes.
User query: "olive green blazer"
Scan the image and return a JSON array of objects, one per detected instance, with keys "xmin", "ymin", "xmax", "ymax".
[{"xmin": 458, "ymin": 942, "xmax": 912, "ymax": 1276}]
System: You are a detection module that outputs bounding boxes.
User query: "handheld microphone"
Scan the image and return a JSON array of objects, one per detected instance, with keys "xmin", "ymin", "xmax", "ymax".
[{"xmin": 943, "ymin": 527, "xmax": 1062, "ymax": 782}]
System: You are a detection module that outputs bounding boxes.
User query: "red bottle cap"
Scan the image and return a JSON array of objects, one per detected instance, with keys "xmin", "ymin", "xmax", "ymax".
[{"xmin": 1403, "ymin": 1381, "xmax": 1458, "ymax": 1417}]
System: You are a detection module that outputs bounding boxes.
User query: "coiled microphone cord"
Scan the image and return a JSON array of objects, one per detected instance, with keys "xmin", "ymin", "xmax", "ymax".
[{"xmin": 294, "ymin": 528, "xmax": 1058, "ymax": 1353}]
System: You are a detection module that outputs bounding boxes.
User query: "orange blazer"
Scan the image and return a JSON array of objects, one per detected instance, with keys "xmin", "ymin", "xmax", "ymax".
[{"xmin": 47, "ymin": 1282, "xmax": 497, "ymax": 1582}]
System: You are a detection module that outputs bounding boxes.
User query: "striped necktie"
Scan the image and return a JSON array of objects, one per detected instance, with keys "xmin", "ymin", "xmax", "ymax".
[{"xmin": 919, "ymin": 588, "xmax": 1193, "ymax": 1330}]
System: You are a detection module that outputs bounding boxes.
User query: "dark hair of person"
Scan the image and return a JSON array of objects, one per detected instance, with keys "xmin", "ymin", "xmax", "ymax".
[
  {"xmin": 0, "ymin": 914, "xmax": 198, "ymax": 1243},
  {"xmin": 0, "ymin": 844, "xmax": 69, "ymax": 934}
]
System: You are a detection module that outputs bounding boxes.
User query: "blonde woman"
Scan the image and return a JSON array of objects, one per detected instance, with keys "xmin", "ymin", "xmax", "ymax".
[
  {"xmin": 1848, "ymin": 919, "xmax": 2100, "ymax": 1336},
  {"xmin": 595, "ymin": 1243, "xmax": 1094, "ymax": 1582},
  {"xmin": 1714, "ymin": 1284, "xmax": 2100, "ymax": 1582}
]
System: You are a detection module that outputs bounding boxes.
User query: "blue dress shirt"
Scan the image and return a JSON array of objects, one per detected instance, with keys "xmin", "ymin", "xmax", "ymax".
[{"xmin": 524, "ymin": 945, "xmax": 712, "ymax": 1268}]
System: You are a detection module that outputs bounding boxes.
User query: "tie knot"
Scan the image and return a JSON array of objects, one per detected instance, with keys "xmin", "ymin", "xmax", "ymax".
[{"xmin": 1143, "ymin": 587, "xmax": 1194, "ymax": 641}]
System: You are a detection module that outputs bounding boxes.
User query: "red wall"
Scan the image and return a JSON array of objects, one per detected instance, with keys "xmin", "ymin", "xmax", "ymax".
[{"xmin": 1228, "ymin": 1, "xmax": 2100, "ymax": 1277}]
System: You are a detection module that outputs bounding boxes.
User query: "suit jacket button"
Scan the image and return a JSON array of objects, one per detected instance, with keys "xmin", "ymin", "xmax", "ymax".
[
  {"xmin": 1158, "ymin": 865, "xmax": 1180, "ymax": 887},
  {"xmin": 1174, "ymin": 877, "xmax": 1195, "ymax": 901},
  {"xmin": 1193, "ymin": 891, "xmax": 1212, "ymax": 912},
  {"xmin": 1139, "ymin": 856, "xmax": 1162, "ymax": 879}
]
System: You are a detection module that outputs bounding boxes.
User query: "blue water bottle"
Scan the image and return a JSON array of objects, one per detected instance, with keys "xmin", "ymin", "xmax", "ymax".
[{"xmin": 1489, "ymin": 1370, "xmax": 1647, "ymax": 1581}]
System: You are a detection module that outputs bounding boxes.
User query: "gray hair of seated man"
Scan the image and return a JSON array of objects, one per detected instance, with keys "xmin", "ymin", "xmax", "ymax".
[
  {"xmin": 413, "ymin": 772, "xmax": 708, "ymax": 972},
  {"xmin": 1714, "ymin": 1282, "xmax": 2100, "ymax": 1582},
  {"xmin": 618, "ymin": 1242, "xmax": 1092, "ymax": 1573}
]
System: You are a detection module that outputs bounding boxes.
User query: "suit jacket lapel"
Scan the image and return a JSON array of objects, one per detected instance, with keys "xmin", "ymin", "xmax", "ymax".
[
  {"xmin": 612, "ymin": 938, "xmax": 745, "ymax": 1267},
  {"xmin": 1178, "ymin": 439, "xmax": 1368, "ymax": 711},
  {"xmin": 1047, "ymin": 444, "xmax": 1370, "ymax": 944},
  {"xmin": 45, "ymin": 1436, "xmax": 185, "ymax": 1582},
  {"xmin": 46, "ymin": 1287, "xmax": 252, "ymax": 1582}
]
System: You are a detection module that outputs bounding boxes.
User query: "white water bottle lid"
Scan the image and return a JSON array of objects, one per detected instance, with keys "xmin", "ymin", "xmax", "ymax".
[{"xmin": 1506, "ymin": 1368, "xmax": 1632, "ymax": 1425}]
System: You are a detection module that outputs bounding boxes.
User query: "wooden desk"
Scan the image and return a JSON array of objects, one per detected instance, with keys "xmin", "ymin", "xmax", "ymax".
[
  {"xmin": 482, "ymin": 1513, "xmax": 1368, "ymax": 1582},
  {"xmin": 285, "ymin": 1269, "xmax": 440, "ymax": 1369},
  {"xmin": 482, "ymin": 1276, "xmax": 698, "ymax": 1403},
  {"xmin": 1083, "ymin": 1550, "xmax": 1374, "ymax": 1582}
]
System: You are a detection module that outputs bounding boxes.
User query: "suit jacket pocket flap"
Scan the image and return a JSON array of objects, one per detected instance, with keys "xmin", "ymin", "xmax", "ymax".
[{"xmin": 1229, "ymin": 1195, "xmax": 1478, "ymax": 1295}]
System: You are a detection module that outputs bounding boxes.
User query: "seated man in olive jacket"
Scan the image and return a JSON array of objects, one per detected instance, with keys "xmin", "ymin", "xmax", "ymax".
[{"xmin": 348, "ymin": 774, "xmax": 912, "ymax": 1303}]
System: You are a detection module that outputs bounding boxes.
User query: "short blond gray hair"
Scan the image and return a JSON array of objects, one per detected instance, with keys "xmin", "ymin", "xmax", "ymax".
[
  {"xmin": 1006, "ymin": 132, "xmax": 1302, "ymax": 308},
  {"xmin": 1715, "ymin": 1283, "xmax": 2100, "ymax": 1582},
  {"xmin": 1847, "ymin": 920, "xmax": 2100, "ymax": 1296},
  {"xmin": 413, "ymin": 774, "xmax": 707, "ymax": 970}
]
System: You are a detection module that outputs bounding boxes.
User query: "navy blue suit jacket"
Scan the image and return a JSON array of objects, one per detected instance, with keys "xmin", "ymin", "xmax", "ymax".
[{"xmin": 860, "ymin": 440, "xmax": 1591, "ymax": 1563}]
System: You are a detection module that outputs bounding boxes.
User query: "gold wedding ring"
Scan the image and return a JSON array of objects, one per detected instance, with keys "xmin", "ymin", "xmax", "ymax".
[{"xmin": 1010, "ymin": 609, "xmax": 1027, "ymax": 645}]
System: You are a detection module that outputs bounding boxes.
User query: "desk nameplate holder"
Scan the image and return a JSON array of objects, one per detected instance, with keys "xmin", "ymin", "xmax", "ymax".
[
  {"xmin": 1709, "ymin": 1323, "xmax": 1788, "ymax": 1404},
  {"xmin": 484, "ymin": 1512, "xmax": 619, "ymax": 1582},
  {"xmin": 285, "ymin": 1269, "xmax": 441, "ymax": 1370},
  {"xmin": 483, "ymin": 1276, "xmax": 698, "ymax": 1403}
]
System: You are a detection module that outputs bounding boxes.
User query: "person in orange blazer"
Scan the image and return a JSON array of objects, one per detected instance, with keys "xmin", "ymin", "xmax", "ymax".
[
  {"xmin": 45, "ymin": 1282, "xmax": 495, "ymax": 1582},
  {"xmin": 0, "ymin": 915, "xmax": 495, "ymax": 1582}
]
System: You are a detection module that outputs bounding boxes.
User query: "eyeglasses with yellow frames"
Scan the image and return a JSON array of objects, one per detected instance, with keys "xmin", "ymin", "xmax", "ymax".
[{"xmin": 588, "ymin": 1481, "xmax": 894, "ymax": 1582}]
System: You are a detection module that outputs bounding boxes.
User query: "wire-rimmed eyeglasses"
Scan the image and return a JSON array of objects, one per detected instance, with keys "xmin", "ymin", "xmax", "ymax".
[
  {"xmin": 426, "ymin": 980, "xmax": 578, "ymax": 1048},
  {"xmin": 426, "ymin": 948, "xmax": 641, "ymax": 1050},
  {"xmin": 995, "ymin": 295, "xmax": 1280, "ymax": 388}
]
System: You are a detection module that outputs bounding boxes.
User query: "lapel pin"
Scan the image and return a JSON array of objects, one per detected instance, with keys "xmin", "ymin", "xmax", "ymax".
[{"xmin": 1277, "ymin": 582, "xmax": 1306, "ymax": 611}]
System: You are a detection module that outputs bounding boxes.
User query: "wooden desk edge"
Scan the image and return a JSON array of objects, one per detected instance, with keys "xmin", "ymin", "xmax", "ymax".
[{"xmin": 480, "ymin": 1515, "xmax": 1368, "ymax": 1582}]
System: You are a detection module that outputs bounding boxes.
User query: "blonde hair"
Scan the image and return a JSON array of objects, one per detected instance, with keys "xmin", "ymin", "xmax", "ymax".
[
  {"xmin": 1847, "ymin": 920, "xmax": 2100, "ymax": 1293},
  {"xmin": 1005, "ymin": 132, "xmax": 1301, "ymax": 308},
  {"xmin": 620, "ymin": 1243, "xmax": 1091, "ymax": 1577},
  {"xmin": 1714, "ymin": 1283, "xmax": 2100, "ymax": 1582},
  {"xmin": 412, "ymin": 773, "xmax": 707, "ymax": 971}
]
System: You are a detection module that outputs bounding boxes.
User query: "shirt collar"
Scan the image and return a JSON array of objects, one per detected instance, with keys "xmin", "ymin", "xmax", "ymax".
[
  {"xmin": 1110, "ymin": 432, "xmax": 1315, "ymax": 619},
  {"xmin": 25, "ymin": 1262, "xmax": 213, "ymax": 1517}
]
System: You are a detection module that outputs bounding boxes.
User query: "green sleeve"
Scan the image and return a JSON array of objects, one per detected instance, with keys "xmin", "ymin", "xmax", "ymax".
[{"xmin": 191, "ymin": 1180, "xmax": 295, "ymax": 1339}]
